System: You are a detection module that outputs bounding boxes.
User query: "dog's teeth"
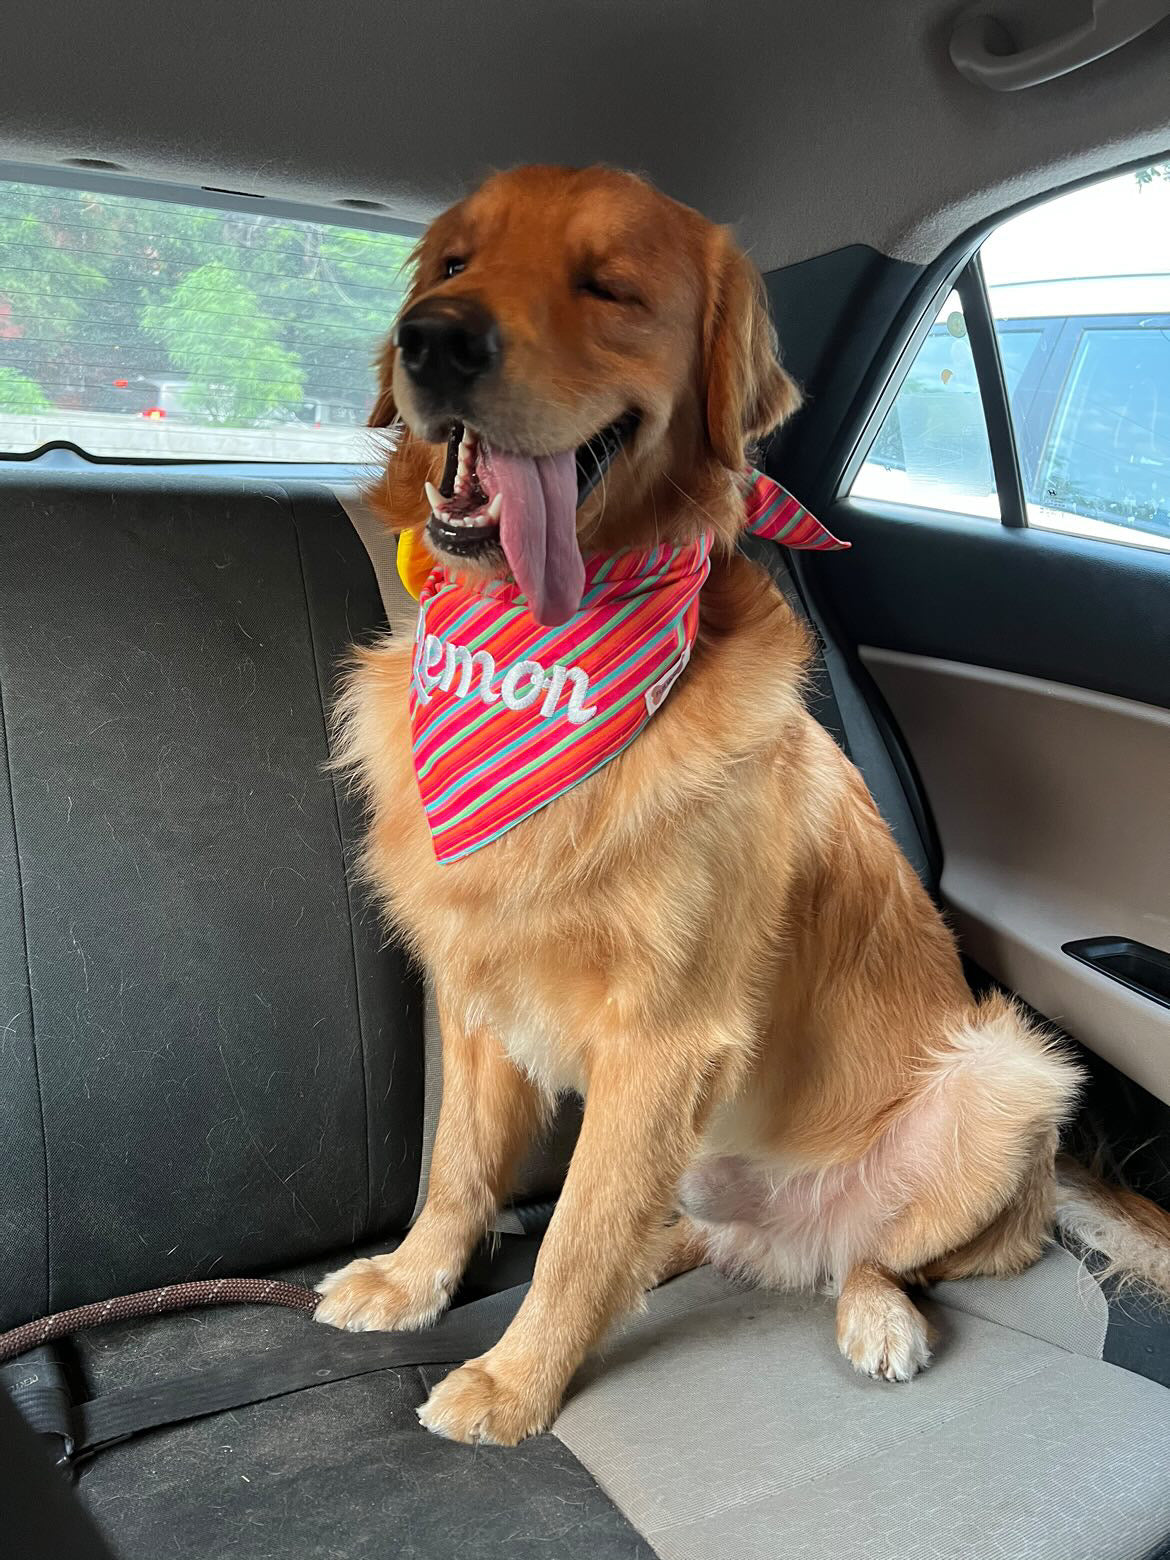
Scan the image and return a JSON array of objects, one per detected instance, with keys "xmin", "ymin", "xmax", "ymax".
[
  {"xmin": 424, "ymin": 481, "xmax": 444, "ymax": 513},
  {"xmin": 487, "ymin": 493, "xmax": 503, "ymax": 521}
]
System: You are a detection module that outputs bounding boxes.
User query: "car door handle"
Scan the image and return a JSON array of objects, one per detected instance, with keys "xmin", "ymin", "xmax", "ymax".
[
  {"xmin": 950, "ymin": 0, "xmax": 1170, "ymax": 91},
  {"xmin": 1063, "ymin": 937, "xmax": 1170, "ymax": 1011}
]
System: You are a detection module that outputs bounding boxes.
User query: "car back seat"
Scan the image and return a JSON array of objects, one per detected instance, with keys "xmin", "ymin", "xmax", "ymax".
[
  {"xmin": 0, "ymin": 468, "xmax": 424, "ymax": 1327},
  {"xmin": 2, "ymin": 467, "xmax": 1168, "ymax": 1560}
]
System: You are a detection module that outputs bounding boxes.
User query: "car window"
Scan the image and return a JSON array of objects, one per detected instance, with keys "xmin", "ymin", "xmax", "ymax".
[
  {"xmin": 851, "ymin": 292, "xmax": 1000, "ymax": 518},
  {"xmin": 1035, "ymin": 323, "xmax": 1170, "ymax": 539},
  {"xmin": 0, "ymin": 175, "xmax": 417, "ymax": 462},
  {"xmin": 997, "ymin": 327, "xmax": 1045, "ymax": 400},
  {"xmin": 849, "ymin": 159, "xmax": 1170, "ymax": 552}
]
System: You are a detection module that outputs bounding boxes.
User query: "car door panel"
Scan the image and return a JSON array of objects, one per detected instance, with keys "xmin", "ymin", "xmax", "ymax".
[
  {"xmin": 805, "ymin": 502, "xmax": 1170, "ymax": 1101},
  {"xmin": 796, "ymin": 164, "xmax": 1170, "ymax": 1104},
  {"xmin": 861, "ymin": 647, "xmax": 1170, "ymax": 1106},
  {"xmin": 810, "ymin": 506, "xmax": 1170, "ymax": 713}
]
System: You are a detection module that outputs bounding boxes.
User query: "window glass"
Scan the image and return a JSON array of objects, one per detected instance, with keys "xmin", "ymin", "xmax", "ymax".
[
  {"xmin": 983, "ymin": 161, "xmax": 1170, "ymax": 547},
  {"xmin": 851, "ymin": 159, "xmax": 1170, "ymax": 550},
  {"xmin": 0, "ymin": 176, "xmax": 417, "ymax": 461},
  {"xmin": 851, "ymin": 293, "xmax": 999, "ymax": 518},
  {"xmin": 1038, "ymin": 326, "xmax": 1170, "ymax": 536},
  {"xmin": 998, "ymin": 328, "xmax": 1045, "ymax": 399}
]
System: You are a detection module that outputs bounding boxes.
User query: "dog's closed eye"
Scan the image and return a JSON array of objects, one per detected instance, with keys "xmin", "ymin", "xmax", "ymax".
[{"xmin": 575, "ymin": 272, "xmax": 643, "ymax": 307}]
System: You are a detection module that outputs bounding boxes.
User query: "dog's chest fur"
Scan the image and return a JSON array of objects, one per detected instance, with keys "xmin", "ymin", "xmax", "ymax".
[
  {"xmin": 340, "ymin": 565, "xmax": 814, "ymax": 1105},
  {"xmin": 343, "ymin": 638, "xmax": 684, "ymax": 1096},
  {"xmin": 459, "ymin": 992, "xmax": 587, "ymax": 1095}
]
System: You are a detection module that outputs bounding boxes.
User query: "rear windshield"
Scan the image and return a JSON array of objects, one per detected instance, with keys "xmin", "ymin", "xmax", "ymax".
[{"xmin": 0, "ymin": 176, "xmax": 416, "ymax": 462}]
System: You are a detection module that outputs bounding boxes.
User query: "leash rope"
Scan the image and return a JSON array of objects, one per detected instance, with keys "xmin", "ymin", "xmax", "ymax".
[{"xmin": 0, "ymin": 1278, "xmax": 318, "ymax": 1365}]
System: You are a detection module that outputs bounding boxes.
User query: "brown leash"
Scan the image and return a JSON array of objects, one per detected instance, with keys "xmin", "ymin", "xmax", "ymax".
[
  {"xmin": 0, "ymin": 1278, "xmax": 318, "ymax": 1366},
  {"xmin": 1, "ymin": 1281, "xmax": 528, "ymax": 1467}
]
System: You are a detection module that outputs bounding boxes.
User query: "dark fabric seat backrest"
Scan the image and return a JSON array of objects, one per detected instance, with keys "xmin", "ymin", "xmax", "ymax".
[{"xmin": 0, "ymin": 471, "xmax": 423, "ymax": 1329}]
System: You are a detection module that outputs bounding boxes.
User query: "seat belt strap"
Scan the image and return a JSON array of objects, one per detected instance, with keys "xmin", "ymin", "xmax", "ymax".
[
  {"xmin": 70, "ymin": 1283, "xmax": 528, "ymax": 1464},
  {"xmin": 739, "ymin": 533, "xmax": 852, "ymax": 757}
]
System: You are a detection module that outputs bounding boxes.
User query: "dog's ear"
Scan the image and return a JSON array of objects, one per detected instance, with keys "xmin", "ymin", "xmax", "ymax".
[
  {"xmin": 367, "ymin": 330, "xmax": 445, "ymax": 540},
  {"xmin": 368, "ymin": 336, "xmax": 399, "ymax": 429},
  {"xmin": 366, "ymin": 334, "xmax": 433, "ymax": 534},
  {"xmin": 702, "ymin": 230, "xmax": 801, "ymax": 470}
]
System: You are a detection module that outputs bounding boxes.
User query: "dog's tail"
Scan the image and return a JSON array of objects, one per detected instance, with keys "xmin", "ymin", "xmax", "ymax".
[{"xmin": 1055, "ymin": 1155, "xmax": 1170, "ymax": 1300}]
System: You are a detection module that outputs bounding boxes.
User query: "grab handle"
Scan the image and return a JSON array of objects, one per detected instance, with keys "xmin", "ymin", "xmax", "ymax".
[{"xmin": 950, "ymin": 0, "xmax": 1170, "ymax": 90}]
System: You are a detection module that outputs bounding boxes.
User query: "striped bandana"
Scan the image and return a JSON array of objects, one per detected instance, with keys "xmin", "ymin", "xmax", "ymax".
[{"xmin": 409, "ymin": 469, "xmax": 847, "ymax": 862}]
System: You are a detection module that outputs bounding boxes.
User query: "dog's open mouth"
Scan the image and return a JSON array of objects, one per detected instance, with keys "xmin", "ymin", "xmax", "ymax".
[{"xmin": 423, "ymin": 413, "xmax": 639, "ymax": 625}]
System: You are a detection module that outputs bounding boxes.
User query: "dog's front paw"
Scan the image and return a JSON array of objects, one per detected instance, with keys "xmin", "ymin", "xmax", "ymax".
[
  {"xmin": 315, "ymin": 1255, "xmax": 453, "ymax": 1333},
  {"xmin": 418, "ymin": 1353, "xmax": 558, "ymax": 1446},
  {"xmin": 837, "ymin": 1286, "xmax": 932, "ymax": 1383}
]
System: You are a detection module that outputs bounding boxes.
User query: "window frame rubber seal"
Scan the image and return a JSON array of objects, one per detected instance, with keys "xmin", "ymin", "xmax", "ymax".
[{"xmin": 955, "ymin": 253, "xmax": 1028, "ymax": 529}]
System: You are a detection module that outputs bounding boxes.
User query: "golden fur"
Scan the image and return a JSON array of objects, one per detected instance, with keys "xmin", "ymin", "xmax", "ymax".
[{"xmin": 315, "ymin": 166, "xmax": 1088, "ymax": 1444}]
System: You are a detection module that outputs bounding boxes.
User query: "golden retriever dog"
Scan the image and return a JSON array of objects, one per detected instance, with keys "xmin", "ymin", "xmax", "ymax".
[{"xmin": 314, "ymin": 165, "xmax": 1155, "ymax": 1446}]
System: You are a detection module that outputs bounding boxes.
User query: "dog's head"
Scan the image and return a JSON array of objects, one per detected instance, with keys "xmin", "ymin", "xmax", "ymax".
[{"xmin": 372, "ymin": 165, "xmax": 799, "ymax": 624}]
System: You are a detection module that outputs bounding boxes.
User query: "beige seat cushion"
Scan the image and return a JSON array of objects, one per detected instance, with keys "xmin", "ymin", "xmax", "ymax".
[{"xmin": 554, "ymin": 1258, "xmax": 1170, "ymax": 1560}]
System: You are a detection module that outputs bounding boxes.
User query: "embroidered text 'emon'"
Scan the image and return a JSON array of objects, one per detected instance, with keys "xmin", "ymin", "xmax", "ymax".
[{"xmin": 415, "ymin": 634, "xmax": 599, "ymax": 724}]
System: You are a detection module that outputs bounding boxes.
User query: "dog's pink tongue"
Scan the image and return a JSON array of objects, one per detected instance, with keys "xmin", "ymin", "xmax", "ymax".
[{"xmin": 487, "ymin": 447, "xmax": 584, "ymax": 625}]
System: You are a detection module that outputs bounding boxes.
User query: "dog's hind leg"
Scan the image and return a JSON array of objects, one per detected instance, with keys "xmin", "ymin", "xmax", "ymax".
[
  {"xmin": 835, "ymin": 998, "xmax": 1079, "ymax": 1381},
  {"xmin": 652, "ymin": 1214, "xmax": 712, "ymax": 1286},
  {"xmin": 835, "ymin": 1138, "xmax": 1053, "ymax": 1383},
  {"xmin": 916, "ymin": 1127, "xmax": 1060, "ymax": 1283},
  {"xmin": 835, "ymin": 1140, "xmax": 1053, "ymax": 1383},
  {"xmin": 836, "ymin": 1261, "xmax": 933, "ymax": 1382}
]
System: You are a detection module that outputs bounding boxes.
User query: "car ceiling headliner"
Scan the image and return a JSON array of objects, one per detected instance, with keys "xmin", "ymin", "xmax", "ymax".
[{"xmin": 1, "ymin": 0, "xmax": 1169, "ymax": 270}]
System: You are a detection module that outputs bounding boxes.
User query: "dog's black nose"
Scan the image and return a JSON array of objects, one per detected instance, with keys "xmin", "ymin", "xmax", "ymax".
[{"xmin": 396, "ymin": 297, "xmax": 501, "ymax": 398}]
